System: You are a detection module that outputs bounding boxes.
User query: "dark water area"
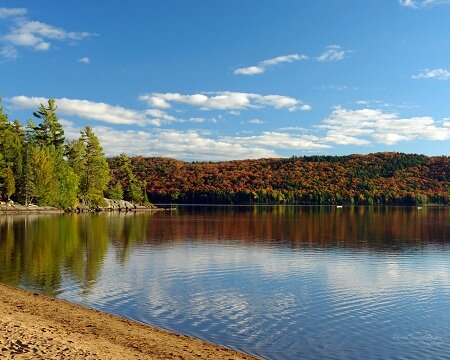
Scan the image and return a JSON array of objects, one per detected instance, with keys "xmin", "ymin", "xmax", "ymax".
[{"xmin": 0, "ymin": 206, "xmax": 449, "ymax": 359}]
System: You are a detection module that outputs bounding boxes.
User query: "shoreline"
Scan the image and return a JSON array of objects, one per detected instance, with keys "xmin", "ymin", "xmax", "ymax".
[
  {"xmin": 0, "ymin": 200, "xmax": 168, "ymax": 215},
  {"xmin": 0, "ymin": 283, "xmax": 257, "ymax": 359}
]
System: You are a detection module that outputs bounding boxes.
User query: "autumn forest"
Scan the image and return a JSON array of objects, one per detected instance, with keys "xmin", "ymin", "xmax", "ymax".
[{"xmin": 1, "ymin": 100, "xmax": 449, "ymax": 208}]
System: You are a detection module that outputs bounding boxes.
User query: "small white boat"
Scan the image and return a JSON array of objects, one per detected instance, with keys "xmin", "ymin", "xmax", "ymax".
[
  {"xmin": 336, "ymin": 205, "xmax": 343, "ymax": 209},
  {"xmin": 417, "ymin": 206, "xmax": 422, "ymax": 210}
]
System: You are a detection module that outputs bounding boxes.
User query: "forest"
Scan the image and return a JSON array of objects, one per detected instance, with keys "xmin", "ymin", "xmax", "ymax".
[
  {"xmin": 0, "ymin": 100, "xmax": 147, "ymax": 208},
  {"xmin": 1, "ymin": 99, "xmax": 449, "ymax": 208},
  {"xmin": 108, "ymin": 153, "xmax": 450, "ymax": 206}
]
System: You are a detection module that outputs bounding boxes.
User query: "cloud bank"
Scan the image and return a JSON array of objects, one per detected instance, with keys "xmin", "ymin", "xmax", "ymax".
[
  {"xmin": 8, "ymin": 95, "xmax": 450, "ymax": 160},
  {"xmin": 139, "ymin": 92, "xmax": 311, "ymax": 112}
]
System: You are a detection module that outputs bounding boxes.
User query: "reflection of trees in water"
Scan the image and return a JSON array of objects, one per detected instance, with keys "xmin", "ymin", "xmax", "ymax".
[
  {"xmin": 0, "ymin": 207, "xmax": 448, "ymax": 295},
  {"xmin": 0, "ymin": 214, "xmax": 110, "ymax": 295},
  {"xmin": 145, "ymin": 206, "xmax": 449, "ymax": 249}
]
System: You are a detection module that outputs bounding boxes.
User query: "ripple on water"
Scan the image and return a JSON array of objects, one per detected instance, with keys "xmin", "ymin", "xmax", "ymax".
[{"xmin": 1, "ymin": 209, "xmax": 449, "ymax": 360}]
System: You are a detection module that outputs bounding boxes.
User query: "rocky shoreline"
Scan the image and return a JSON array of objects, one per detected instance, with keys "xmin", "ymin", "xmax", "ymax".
[
  {"xmin": 69, "ymin": 199, "xmax": 164, "ymax": 213},
  {"xmin": 0, "ymin": 201, "xmax": 64, "ymax": 214},
  {"xmin": 0, "ymin": 199, "xmax": 168, "ymax": 215}
]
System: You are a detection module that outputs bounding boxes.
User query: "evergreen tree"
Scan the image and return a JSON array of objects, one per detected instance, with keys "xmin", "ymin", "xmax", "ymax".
[
  {"xmin": 31, "ymin": 146, "xmax": 58, "ymax": 206},
  {"xmin": 0, "ymin": 103, "xmax": 23, "ymax": 201},
  {"xmin": 56, "ymin": 160, "xmax": 79, "ymax": 208},
  {"xmin": 65, "ymin": 139, "xmax": 86, "ymax": 178},
  {"xmin": 32, "ymin": 99, "xmax": 65, "ymax": 149},
  {"xmin": 106, "ymin": 181, "xmax": 123, "ymax": 200},
  {"xmin": 21, "ymin": 143, "xmax": 36, "ymax": 206},
  {"xmin": 116, "ymin": 153, "xmax": 146, "ymax": 204},
  {"xmin": 78, "ymin": 126, "xmax": 110, "ymax": 206}
]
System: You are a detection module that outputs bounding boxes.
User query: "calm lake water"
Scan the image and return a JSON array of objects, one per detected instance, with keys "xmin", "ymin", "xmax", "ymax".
[{"xmin": 0, "ymin": 206, "xmax": 449, "ymax": 359}]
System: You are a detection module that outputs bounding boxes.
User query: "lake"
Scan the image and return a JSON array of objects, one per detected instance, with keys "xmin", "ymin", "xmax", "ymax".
[{"xmin": 0, "ymin": 206, "xmax": 449, "ymax": 359}]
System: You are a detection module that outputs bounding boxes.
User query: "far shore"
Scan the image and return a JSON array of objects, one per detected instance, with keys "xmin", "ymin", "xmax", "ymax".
[
  {"xmin": 0, "ymin": 199, "xmax": 168, "ymax": 215},
  {"xmin": 0, "ymin": 283, "xmax": 257, "ymax": 359}
]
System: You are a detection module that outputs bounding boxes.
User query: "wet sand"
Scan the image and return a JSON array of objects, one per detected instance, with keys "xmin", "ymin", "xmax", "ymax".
[{"xmin": 0, "ymin": 284, "xmax": 257, "ymax": 359}]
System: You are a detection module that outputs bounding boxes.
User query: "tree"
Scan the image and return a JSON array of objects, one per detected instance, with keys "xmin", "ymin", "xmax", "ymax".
[
  {"xmin": 31, "ymin": 146, "xmax": 58, "ymax": 206},
  {"xmin": 106, "ymin": 182, "xmax": 123, "ymax": 200},
  {"xmin": 78, "ymin": 126, "xmax": 110, "ymax": 206},
  {"xmin": 21, "ymin": 143, "xmax": 36, "ymax": 206},
  {"xmin": 56, "ymin": 161, "xmax": 79, "ymax": 209},
  {"xmin": 65, "ymin": 139, "xmax": 86, "ymax": 177},
  {"xmin": 32, "ymin": 99, "xmax": 65, "ymax": 149},
  {"xmin": 0, "ymin": 103, "xmax": 24, "ymax": 201},
  {"xmin": 115, "ymin": 153, "xmax": 146, "ymax": 204}
]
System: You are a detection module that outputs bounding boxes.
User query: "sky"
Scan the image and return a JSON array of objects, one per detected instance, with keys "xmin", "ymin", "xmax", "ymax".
[{"xmin": 1, "ymin": 0, "xmax": 450, "ymax": 161}]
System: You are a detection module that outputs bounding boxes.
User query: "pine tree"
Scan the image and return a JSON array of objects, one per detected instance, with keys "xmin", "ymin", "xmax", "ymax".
[
  {"xmin": 105, "ymin": 181, "xmax": 123, "ymax": 200},
  {"xmin": 65, "ymin": 139, "xmax": 86, "ymax": 177},
  {"xmin": 21, "ymin": 143, "xmax": 36, "ymax": 206},
  {"xmin": 116, "ymin": 153, "xmax": 146, "ymax": 204},
  {"xmin": 56, "ymin": 160, "xmax": 79, "ymax": 209},
  {"xmin": 32, "ymin": 99, "xmax": 65, "ymax": 149},
  {"xmin": 79, "ymin": 126, "xmax": 110, "ymax": 206},
  {"xmin": 0, "ymin": 103, "xmax": 22, "ymax": 201},
  {"xmin": 31, "ymin": 146, "xmax": 58, "ymax": 206}
]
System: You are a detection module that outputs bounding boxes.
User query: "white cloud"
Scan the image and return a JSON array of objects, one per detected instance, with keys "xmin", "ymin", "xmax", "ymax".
[
  {"xmin": 220, "ymin": 132, "xmax": 331, "ymax": 150},
  {"xmin": 0, "ymin": 7, "xmax": 27, "ymax": 18},
  {"xmin": 248, "ymin": 119, "xmax": 264, "ymax": 125},
  {"xmin": 297, "ymin": 104, "xmax": 312, "ymax": 111},
  {"xmin": 1, "ymin": 11, "xmax": 94, "ymax": 58},
  {"xmin": 78, "ymin": 56, "xmax": 90, "ymax": 64},
  {"xmin": 412, "ymin": 68, "xmax": 450, "ymax": 80},
  {"xmin": 400, "ymin": 0, "xmax": 419, "ymax": 7},
  {"xmin": 400, "ymin": 0, "xmax": 450, "ymax": 8},
  {"xmin": 139, "ymin": 91, "xmax": 311, "ymax": 112},
  {"xmin": 234, "ymin": 53, "xmax": 307, "ymax": 76},
  {"xmin": 234, "ymin": 66, "xmax": 265, "ymax": 76},
  {"xmin": 317, "ymin": 45, "xmax": 350, "ymax": 62},
  {"xmin": 0, "ymin": 45, "xmax": 18, "ymax": 59},
  {"xmin": 3, "ymin": 20, "xmax": 93, "ymax": 52},
  {"xmin": 9, "ymin": 95, "xmax": 450, "ymax": 157},
  {"xmin": 277, "ymin": 126, "xmax": 307, "ymax": 132},
  {"xmin": 9, "ymin": 96, "xmax": 148, "ymax": 126},
  {"xmin": 61, "ymin": 120, "xmax": 277, "ymax": 161},
  {"xmin": 316, "ymin": 84, "xmax": 356, "ymax": 91},
  {"xmin": 321, "ymin": 107, "xmax": 450, "ymax": 145},
  {"xmin": 234, "ymin": 47, "xmax": 350, "ymax": 74},
  {"xmin": 8, "ymin": 96, "xmax": 207, "ymax": 127}
]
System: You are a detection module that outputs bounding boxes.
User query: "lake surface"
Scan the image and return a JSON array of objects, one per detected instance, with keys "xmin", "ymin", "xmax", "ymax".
[{"xmin": 0, "ymin": 206, "xmax": 449, "ymax": 359}]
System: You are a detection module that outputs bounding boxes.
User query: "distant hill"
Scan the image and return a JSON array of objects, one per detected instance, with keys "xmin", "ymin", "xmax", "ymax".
[{"xmin": 108, "ymin": 153, "xmax": 450, "ymax": 205}]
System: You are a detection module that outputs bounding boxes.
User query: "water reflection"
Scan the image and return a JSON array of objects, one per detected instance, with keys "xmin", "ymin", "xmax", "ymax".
[
  {"xmin": 0, "ymin": 207, "xmax": 448, "ymax": 294},
  {"xmin": 0, "ymin": 207, "xmax": 449, "ymax": 359}
]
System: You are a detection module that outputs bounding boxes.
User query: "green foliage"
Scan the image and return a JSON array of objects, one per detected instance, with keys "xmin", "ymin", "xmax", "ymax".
[
  {"xmin": 31, "ymin": 99, "xmax": 65, "ymax": 149},
  {"xmin": 78, "ymin": 126, "xmax": 110, "ymax": 206},
  {"xmin": 106, "ymin": 182, "xmax": 123, "ymax": 200},
  {"xmin": 0, "ymin": 98, "xmax": 111, "ymax": 209},
  {"xmin": 109, "ymin": 153, "xmax": 147, "ymax": 204},
  {"xmin": 56, "ymin": 161, "xmax": 79, "ymax": 209},
  {"xmin": 30, "ymin": 146, "xmax": 58, "ymax": 206}
]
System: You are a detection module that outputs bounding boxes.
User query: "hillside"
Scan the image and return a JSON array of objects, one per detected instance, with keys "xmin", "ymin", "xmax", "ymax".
[{"xmin": 108, "ymin": 153, "xmax": 450, "ymax": 205}]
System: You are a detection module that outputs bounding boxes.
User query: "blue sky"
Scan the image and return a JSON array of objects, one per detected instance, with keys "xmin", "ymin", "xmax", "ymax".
[{"xmin": 1, "ymin": 0, "xmax": 450, "ymax": 160}]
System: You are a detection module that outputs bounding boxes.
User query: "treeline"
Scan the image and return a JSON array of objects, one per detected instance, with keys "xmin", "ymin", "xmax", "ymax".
[
  {"xmin": 108, "ymin": 154, "xmax": 450, "ymax": 205},
  {"xmin": 2, "ymin": 99, "xmax": 449, "ymax": 207},
  {"xmin": 0, "ymin": 100, "xmax": 147, "ymax": 208}
]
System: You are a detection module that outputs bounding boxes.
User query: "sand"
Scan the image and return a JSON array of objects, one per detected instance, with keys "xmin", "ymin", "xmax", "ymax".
[{"xmin": 0, "ymin": 284, "xmax": 258, "ymax": 359}]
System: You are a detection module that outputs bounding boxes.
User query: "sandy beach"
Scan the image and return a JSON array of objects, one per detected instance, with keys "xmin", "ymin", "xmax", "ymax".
[{"xmin": 0, "ymin": 284, "xmax": 257, "ymax": 359}]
